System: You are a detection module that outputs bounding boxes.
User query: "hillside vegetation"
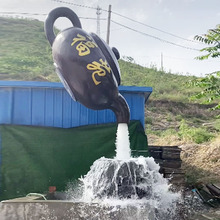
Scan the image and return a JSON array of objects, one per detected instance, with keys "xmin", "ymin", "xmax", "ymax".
[
  {"xmin": 0, "ymin": 17, "xmax": 55, "ymax": 81},
  {"xmin": 119, "ymin": 59, "xmax": 201, "ymax": 102},
  {"xmin": 0, "ymin": 17, "xmax": 219, "ymax": 185},
  {"xmin": 0, "ymin": 16, "xmax": 200, "ymax": 102}
]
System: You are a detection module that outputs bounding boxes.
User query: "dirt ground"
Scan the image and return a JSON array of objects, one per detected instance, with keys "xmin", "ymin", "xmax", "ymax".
[
  {"xmin": 180, "ymin": 138, "xmax": 220, "ymax": 186},
  {"xmin": 146, "ymin": 100, "xmax": 220, "ymax": 186}
]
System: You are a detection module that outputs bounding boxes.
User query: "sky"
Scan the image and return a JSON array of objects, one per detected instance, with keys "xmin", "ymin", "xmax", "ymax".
[{"xmin": 0, "ymin": 0, "xmax": 220, "ymax": 76}]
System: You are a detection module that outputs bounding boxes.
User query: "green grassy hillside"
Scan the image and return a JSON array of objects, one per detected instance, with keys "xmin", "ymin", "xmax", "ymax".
[
  {"xmin": 119, "ymin": 60, "xmax": 200, "ymax": 102},
  {"xmin": 0, "ymin": 16, "xmax": 200, "ymax": 102},
  {"xmin": 0, "ymin": 17, "xmax": 55, "ymax": 81}
]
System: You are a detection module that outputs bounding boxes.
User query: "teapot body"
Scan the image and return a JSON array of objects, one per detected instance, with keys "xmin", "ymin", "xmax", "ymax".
[
  {"xmin": 45, "ymin": 7, "xmax": 130, "ymax": 124},
  {"xmin": 52, "ymin": 28, "xmax": 119, "ymax": 110}
]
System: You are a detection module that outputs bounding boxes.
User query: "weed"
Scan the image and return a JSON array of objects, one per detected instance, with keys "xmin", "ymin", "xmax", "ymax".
[
  {"xmin": 145, "ymin": 117, "xmax": 153, "ymax": 125},
  {"xmin": 175, "ymin": 115, "xmax": 183, "ymax": 121},
  {"xmin": 145, "ymin": 125, "xmax": 161, "ymax": 136},
  {"xmin": 166, "ymin": 114, "xmax": 173, "ymax": 122},
  {"xmin": 161, "ymin": 128, "xmax": 177, "ymax": 137},
  {"xmin": 214, "ymin": 119, "xmax": 220, "ymax": 131},
  {"xmin": 178, "ymin": 120, "xmax": 214, "ymax": 144}
]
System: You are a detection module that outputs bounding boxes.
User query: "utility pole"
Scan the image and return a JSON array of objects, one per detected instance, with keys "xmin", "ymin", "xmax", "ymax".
[
  {"xmin": 161, "ymin": 52, "xmax": 163, "ymax": 72},
  {"xmin": 106, "ymin": 4, "xmax": 112, "ymax": 45},
  {"xmin": 96, "ymin": 6, "xmax": 101, "ymax": 36}
]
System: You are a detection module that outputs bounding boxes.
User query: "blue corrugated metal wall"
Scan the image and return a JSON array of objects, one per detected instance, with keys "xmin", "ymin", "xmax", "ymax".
[{"xmin": 0, "ymin": 81, "xmax": 152, "ymax": 128}]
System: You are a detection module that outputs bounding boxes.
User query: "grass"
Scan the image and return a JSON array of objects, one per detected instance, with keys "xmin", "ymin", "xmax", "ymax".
[
  {"xmin": 0, "ymin": 16, "xmax": 205, "ymax": 104},
  {"xmin": 178, "ymin": 120, "xmax": 214, "ymax": 144},
  {"xmin": 145, "ymin": 98, "xmax": 219, "ymax": 185},
  {"xmin": 0, "ymin": 17, "xmax": 57, "ymax": 81},
  {"xmin": 119, "ymin": 59, "xmax": 201, "ymax": 102}
]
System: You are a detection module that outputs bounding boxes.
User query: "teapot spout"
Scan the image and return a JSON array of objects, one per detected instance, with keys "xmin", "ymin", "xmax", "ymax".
[{"xmin": 110, "ymin": 94, "xmax": 130, "ymax": 124}]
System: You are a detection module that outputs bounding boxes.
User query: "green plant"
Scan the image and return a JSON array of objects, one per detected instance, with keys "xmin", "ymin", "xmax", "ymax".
[
  {"xmin": 161, "ymin": 128, "xmax": 177, "ymax": 137},
  {"xmin": 166, "ymin": 114, "xmax": 173, "ymax": 122},
  {"xmin": 175, "ymin": 115, "xmax": 183, "ymax": 121},
  {"xmin": 189, "ymin": 25, "xmax": 220, "ymax": 112},
  {"xmin": 145, "ymin": 117, "xmax": 153, "ymax": 125},
  {"xmin": 0, "ymin": 17, "xmax": 205, "ymax": 104},
  {"xmin": 178, "ymin": 120, "xmax": 214, "ymax": 143},
  {"xmin": 0, "ymin": 17, "xmax": 56, "ymax": 81},
  {"xmin": 185, "ymin": 172, "xmax": 200, "ymax": 185},
  {"xmin": 214, "ymin": 119, "xmax": 220, "ymax": 131},
  {"xmin": 145, "ymin": 125, "xmax": 161, "ymax": 136}
]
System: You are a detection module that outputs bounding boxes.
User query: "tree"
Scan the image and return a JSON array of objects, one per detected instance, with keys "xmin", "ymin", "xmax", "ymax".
[{"xmin": 190, "ymin": 25, "xmax": 220, "ymax": 111}]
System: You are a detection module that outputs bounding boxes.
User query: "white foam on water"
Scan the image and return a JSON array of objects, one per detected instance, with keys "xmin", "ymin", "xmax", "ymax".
[
  {"xmin": 79, "ymin": 156, "xmax": 180, "ymax": 203},
  {"xmin": 115, "ymin": 123, "xmax": 131, "ymax": 160},
  {"xmin": 65, "ymin": 123, "xmax": 182, "ymax": 219},
  {"xmin": 69, "ymin": 156, "xmax": 181, "ymax": 219}
]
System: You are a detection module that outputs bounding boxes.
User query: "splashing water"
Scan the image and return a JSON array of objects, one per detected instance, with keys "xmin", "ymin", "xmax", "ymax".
[
  {"xmin": 66, "ymin": 123, "xmax": 181, "ymax": 219},
  {"xmin": 80, "ymin": 156, "xmax": 179, "ymax": 202}
]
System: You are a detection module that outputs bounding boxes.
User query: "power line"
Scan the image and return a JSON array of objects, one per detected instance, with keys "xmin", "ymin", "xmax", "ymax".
[
  {"xmin": 50, "ymin": 0, "xmax": 203, "ymax": 45},
  {"xmin": 51, "ymin": 0, "xmax": 98, "ymax": 10},
  {"xmin": 111, "ymin": 11, "xmax": 198, "ymax": 44},
  {"xmin": 101, "ymin": 27, "xmax": 123, "ymax": 34},
  {"xmin": 51, "ymin": 0, "xmax": 109, "ymax": 13},
  {"xmin": 164, "ymin": 55, "xmax": 220, "ymax": 63},
  {"xmin": 1, "ymin": 0, "xmax": 205, "ymax": 50},
  {"xmin": 50, "ymin": 0, "xmax": 204, "ymax": 45},
  {"xmin": 111, "ymin": 20, "xmax": 200, "ymax": 51},
  {"xmin": 81, "ymin": 17, "xmax": 106, "ymax": 20},
  {"xmin": 0, "ymin": 12, "xmax": 47, "ymax": 16},
  {"xmin": 0, "ymin": 11, "xmax": 106, "ymax": 20},
  {"xmin": 0, "ymin": 12, "xmax": 202, "ymax": 51}
]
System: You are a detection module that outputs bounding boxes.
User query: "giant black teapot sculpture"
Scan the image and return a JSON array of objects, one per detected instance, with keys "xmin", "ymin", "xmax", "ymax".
[{"xmin": 45, "ymin": 7, "xmax": 130, "ymax": 124}]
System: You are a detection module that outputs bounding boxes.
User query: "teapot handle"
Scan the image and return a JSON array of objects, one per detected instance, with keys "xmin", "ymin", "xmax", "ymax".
[{"xmin": 44, "ymin": 7, "xmax": 82, "ymax": 46}]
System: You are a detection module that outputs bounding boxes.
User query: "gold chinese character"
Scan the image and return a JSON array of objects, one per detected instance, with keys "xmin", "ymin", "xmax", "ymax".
[
  {"xmin": 85, "ymin": 41, "xmax": 97, "ymax": 48},
  {"xmin": 87, "ymin": 59, "xmax": 111, "ymax": 85},
  {"xmin": 71, "ymin": 34, "xmax": 98, "ymax": 56},
  {"xmin": 71, "ymin": 34, "xmax": 86, "ymax": 46},
  {"xmin": 76, "ymin": 42, "xmax": 90, "ymax": 56}
]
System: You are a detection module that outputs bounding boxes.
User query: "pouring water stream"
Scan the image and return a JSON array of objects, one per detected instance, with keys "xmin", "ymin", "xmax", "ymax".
[{"xmin": 115, "ymin": 123, "xmax": 131, "ymax": 160}]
